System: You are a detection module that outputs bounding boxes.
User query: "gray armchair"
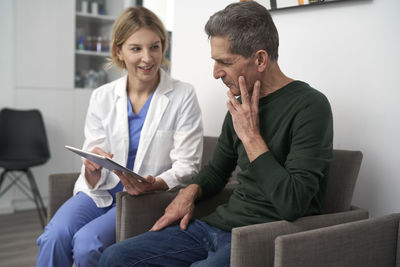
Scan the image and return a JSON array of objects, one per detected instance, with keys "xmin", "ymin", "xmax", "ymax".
[
  {"xmin": 274, "ymin": 213, "xmax": 400, "ymax": 267},
  {"xmin": 115, "ymin": 139, "xmax": 368, "ymax": 267}
]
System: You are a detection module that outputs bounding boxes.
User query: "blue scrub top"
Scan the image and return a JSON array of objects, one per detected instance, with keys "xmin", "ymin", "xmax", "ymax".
[{"xmin": 126, "ymin": 92, "xmax": 154, "ymax": 170}]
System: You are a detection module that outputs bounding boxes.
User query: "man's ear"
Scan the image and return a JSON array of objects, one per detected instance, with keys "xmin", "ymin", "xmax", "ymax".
[{"xmin": 254, "ymin": 50, "xmax": 268, "ymax": 72}]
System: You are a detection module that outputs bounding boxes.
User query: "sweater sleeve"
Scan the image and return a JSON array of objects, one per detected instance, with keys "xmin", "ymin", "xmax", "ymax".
[
  {"xmin": 192, "ymin": 112, "xmax": 238, "ymax": 199},
  {"xmin": 246, "ymin": 93, "xmax": 333, "ymax": 221}
]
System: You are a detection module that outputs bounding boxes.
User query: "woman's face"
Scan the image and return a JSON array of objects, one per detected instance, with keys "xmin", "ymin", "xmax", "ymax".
[{"xmin": 116, "ymin": 27, "xmax": 163, "ymax": 85}]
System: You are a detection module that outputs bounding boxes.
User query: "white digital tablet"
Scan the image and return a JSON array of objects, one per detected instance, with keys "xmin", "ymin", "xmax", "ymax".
[{"xmin": 65, "ymin": 145, "xmax": 148, "ymax": 183}]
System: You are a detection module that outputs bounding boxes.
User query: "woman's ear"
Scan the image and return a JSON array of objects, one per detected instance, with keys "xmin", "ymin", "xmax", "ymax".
[
  {"xmin": 115, "ymin": 45, "xmax": 123, "ymax": 61},
  {"xmin": 254, "ymin": 50, "xmax": 268, "ymax": 72}
]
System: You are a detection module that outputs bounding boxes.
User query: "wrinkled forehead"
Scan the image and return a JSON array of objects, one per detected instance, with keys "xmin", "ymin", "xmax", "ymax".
[{"xmin": 210, "ymin": 36, "xmax": 232, "ymax": 58}]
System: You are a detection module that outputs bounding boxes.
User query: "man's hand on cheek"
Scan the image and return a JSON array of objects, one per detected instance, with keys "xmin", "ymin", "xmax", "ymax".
[
  {"xmin": 226, "ymin": 76, "xmax": 268, "ymax": 161},
  {"xmin": 226, "ymin": 76, "xmax": 261, "ymax": 142}
]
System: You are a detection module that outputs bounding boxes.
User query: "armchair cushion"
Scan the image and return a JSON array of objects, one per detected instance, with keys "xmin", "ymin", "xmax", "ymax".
[{"xmin": 322, "ymin": 149, "xmax": 363, "ymax": 213}]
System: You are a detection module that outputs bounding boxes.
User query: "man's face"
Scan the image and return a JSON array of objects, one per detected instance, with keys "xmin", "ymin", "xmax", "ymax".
[{"xmin": 210, "ymin": 36, "xmax": 258, "ymax": 96}]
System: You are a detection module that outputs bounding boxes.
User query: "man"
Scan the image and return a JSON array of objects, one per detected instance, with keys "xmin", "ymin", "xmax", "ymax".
[{"xmin": 100, "ymin": 1, "xmax": 333, "ymax": 266}]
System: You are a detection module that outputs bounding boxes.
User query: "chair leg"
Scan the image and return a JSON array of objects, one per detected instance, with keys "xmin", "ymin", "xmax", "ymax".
[
  {"xmin": 0, "ymin": 170, "xmax": 7, "ymax": 191},
  {"xmin": 26, "ymin": 170, "xmax": 47, "ymax": 229},
  {"xmin": 0, "ymin": 170, "xmax": 18, "ymax": 198}
]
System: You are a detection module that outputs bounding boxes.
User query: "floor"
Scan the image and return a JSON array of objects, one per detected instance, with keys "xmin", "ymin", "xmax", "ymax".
[{"xmin": 0, "ymin": 209, "xmax": 42, "ymax": 267}]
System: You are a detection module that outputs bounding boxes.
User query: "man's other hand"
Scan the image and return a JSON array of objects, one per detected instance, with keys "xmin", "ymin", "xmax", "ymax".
[{"xmin": 150, "ymin": 184, "xmax": 201, "ymax": 231}]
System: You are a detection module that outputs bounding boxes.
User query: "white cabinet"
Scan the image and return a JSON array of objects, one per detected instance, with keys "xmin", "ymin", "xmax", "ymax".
[{"xmin": 74, "ymin": 0, "xmax": 140, "ymax": 89}]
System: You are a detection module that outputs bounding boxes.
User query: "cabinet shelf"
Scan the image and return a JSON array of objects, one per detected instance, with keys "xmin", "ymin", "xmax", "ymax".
[
  {"xmin": 74, "ymin": 0, "xmax": 141, "ymax": 89},
  {"xmin": 75, "ymin": 49, "xmax": 110, "ymax": 57},
  {"xmin": 76, "ymin": 12, "xmax": 117, "ymax": 22}
]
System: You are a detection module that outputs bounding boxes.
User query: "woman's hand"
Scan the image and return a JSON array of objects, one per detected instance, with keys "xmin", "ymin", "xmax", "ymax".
[
  {"xmin": 84, "ymin": 147, "xmax": 113, "ymax": 188},
  {"xmin": 114, "ymin": 171, "xmax": 169, "ymax": 196}
]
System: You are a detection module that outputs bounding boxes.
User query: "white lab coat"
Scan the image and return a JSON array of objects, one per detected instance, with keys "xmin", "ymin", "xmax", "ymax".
[{"xmin": 73, "ymin": 69, "xmax": 203, "ymax": 207}]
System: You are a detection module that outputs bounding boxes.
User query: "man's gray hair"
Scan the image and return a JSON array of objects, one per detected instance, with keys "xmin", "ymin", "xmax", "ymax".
[{"xmin": 205, "ymin": 1, "xmax": 279, "ymax": 61}]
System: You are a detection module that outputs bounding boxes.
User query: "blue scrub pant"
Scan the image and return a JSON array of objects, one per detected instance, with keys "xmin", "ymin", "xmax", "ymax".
[
  {"xmin": 36, "ymin": 182, "xmax": 123, "ymax": 267},
  {"xmin": 99, "ymin": 219, "xmax": 231, "ymax": 267}
]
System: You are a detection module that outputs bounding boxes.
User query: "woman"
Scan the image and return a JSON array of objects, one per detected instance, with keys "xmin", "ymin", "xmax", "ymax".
[{"xmin": 36, "ymin": 6, "xmax": 203, "ymax": 267}]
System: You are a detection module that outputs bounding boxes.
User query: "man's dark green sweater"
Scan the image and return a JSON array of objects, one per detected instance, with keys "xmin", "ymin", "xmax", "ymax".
[{"xmin": 192, "ymin": 81, "xmax": 333, "ymax": 232}]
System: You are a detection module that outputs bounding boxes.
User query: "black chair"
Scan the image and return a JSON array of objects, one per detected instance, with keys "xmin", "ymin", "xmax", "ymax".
[{"xmin": 0, "ymin": 108, "xmax": 50, "ymax": 228}]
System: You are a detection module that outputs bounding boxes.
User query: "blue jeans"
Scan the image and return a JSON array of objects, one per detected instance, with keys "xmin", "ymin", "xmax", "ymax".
[
  {"xmin": 99, "ymin": 219, "xmax": 231, "ymax": 267},
  {"xmin": 36, "ymin": 182, "xmax": 123, "ymax": 267}
]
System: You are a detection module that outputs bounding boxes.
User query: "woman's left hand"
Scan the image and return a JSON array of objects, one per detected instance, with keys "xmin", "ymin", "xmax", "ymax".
[{"xmin": 114, "ymin": 171, "xmax": 168, "ymax": 195}]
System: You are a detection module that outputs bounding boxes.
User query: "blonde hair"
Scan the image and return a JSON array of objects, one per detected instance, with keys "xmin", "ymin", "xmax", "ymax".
[{"xmin": 108, "ymin": 6, "xmax": 169, "ymax": 70}]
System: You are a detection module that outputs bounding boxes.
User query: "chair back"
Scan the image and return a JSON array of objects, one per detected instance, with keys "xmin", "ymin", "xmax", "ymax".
[
  {"xmin": 201, "ymin": 136, "xmax": 218, "ymax": 168},
  {"xmin": 322, "ymin": 149, "xmax": 363, "ymax": 213},
  {"xmin": 0, "ymin": 108, "xmax": 50, "ymax": 168}
]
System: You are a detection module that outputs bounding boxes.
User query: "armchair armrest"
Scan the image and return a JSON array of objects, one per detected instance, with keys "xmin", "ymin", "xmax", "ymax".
[
  {"xmin": 47, "ymin": 172, "xmax": 79, "ymax": 222},
  {"xmin": 116, "ymin": 181, "xmax": 237, "ymax": 242},
  {"xmin": 230, "ymin": 207, "xmax": 369, "ymax": 267},
  {"xmin": 116, "ymin": 187, "xmax": 180, "ymax": 242},
  {"xmin": 274, "ymin": 213, "xmax": 400, "ymax": 267}
]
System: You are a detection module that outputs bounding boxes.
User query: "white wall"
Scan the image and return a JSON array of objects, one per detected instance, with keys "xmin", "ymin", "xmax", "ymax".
[
  {"xmin": 0, "ymin": 0, "xmax": 15, "ymax": 213},
  {"xmin": 0, "ymin": 0, "xmax": 15, "ymax": 109},
  {"xmin": 143, "ymin": 0, "xmax": 175, "ymax": 31},
  {"xmin": 171, "ymin": 0, "xmax": 400, "ymax": 218}
]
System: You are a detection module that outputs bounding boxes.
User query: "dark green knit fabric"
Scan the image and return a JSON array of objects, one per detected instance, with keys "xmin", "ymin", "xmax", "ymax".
[{"xmin": 192, "ymin": 81, "xmax": 333, "ymax": 232}]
